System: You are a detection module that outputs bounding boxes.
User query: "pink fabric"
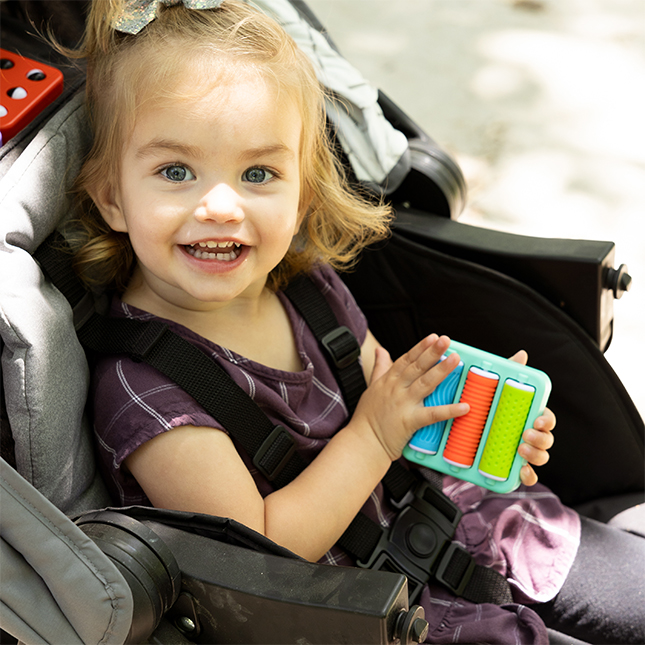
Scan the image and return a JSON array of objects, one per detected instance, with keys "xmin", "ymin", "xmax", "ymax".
[{"xmin": 445, "ymin": 478, "xmax": 581, "ymax": 604}]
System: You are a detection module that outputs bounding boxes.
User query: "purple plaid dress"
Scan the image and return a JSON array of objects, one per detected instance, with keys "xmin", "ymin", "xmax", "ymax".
[{"xmin": 92, "ymin": 265, "xmax": 580, "ymax": 644}]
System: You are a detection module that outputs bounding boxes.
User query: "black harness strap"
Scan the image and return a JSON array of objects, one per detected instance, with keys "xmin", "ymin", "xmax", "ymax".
[
  {"xmin": 35, "ymin": 235, "xmax": 513, "ymax": 605},
  {"xmin": 283, "ymin": 274, "xmax": 364, "ymax": 415},
  {"xmin": 79, "ymin": 314, "xmax": 305, "ymax": 488},
  {"xmin": 34, "ymin": 234, "xmax": 87, "ymax": 309}
]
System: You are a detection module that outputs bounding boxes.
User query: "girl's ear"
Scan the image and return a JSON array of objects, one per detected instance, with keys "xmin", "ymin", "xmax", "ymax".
[{"xmin": 88, "ymin": 182, "xmax": 129, "ymax": 233}]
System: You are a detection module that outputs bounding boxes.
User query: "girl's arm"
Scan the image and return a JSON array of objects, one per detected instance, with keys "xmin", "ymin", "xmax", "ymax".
[
  {"xmin": 126, "ymin": 335, "xmax": 556, "ymax": 559},
  {"xmin": 126, "ymin": 333, "xmax": 467, "ymax": 561}
]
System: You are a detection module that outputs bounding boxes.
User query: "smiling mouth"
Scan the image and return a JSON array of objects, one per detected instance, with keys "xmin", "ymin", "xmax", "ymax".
[{"xmin": 185, "ymin": 241, "xmax": 243, "ymax": 261}]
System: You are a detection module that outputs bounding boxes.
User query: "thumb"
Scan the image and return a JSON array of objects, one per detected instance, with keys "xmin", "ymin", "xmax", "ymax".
[
  {"xmin": 509, "ymin": 349, "xmax": 528, "ymax": 366},
  {"xmin": 370, "ymin": 346, "xmax": 393, "ymax": 383}
]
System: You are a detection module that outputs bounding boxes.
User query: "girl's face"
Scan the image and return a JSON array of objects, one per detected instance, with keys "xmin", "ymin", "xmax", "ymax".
[{"xmin": 95, "ymin": 66, "xmax": 303, "ymax": 313}]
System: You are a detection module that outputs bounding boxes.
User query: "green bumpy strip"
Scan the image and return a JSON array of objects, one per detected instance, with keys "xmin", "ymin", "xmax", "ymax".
[{"xmin": 478, "ymin": 379, "xmax": 535, "ymax": 481}]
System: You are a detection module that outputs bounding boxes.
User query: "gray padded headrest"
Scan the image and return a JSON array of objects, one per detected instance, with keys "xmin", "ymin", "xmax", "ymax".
[{"xmin": 0, "ymin": 91, "xmax": 110, "ymax": 512}]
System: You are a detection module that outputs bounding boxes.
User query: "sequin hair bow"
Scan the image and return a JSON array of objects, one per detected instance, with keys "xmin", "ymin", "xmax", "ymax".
[{"xmin": 113, "ymin": 0, "xmax": 224, "ymax": 35}]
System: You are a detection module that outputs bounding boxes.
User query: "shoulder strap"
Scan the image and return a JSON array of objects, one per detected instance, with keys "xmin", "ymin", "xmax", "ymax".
[
  {"xmin": 35, "ymin": 235, "xmax": 512, "ymax": 605},
  {"xmin": 79, "ymin": 314, "xmax": 306, "ymax": 488},
  {"xmin": 283, "ymin": 274, "xmax": 365, "ymax": 415}
]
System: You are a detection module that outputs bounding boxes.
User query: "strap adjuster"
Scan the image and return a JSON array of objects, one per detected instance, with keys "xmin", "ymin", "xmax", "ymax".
[
  {"xmin": 321, "ymin": 326, "xmax": 361, "ymax": 370},
  {"xmin": 435, "ymin": 543, "xmax": 476, "ymax": 596},
  {"xmin": 252, "ymin": 425, "xmax": 297, "ymax": 482},
  {"xmin": 130, "ymin": 321, "xmax": 168, "ymax": 362}
]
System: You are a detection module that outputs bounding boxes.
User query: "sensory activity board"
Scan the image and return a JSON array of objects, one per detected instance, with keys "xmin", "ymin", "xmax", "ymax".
[{"xmin": 403, "ymin": 341, "xmax": 552, "ymax": 493}]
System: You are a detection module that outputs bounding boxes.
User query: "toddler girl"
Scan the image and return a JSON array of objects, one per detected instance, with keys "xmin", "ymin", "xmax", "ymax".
[{"xmin": 65, "ymin": 1, "xmax": 643, "ymax": 643}]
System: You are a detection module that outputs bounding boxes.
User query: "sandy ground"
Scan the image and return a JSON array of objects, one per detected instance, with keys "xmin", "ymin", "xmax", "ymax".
[{"xmin": 307, "ymin": 0, "xmax": 645, "ymax": 418}]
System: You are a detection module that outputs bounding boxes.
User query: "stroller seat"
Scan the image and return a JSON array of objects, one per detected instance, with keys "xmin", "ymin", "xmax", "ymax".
[{"xmin": 1, "ymin": 1, "xmax": 643, "ymax": 643}]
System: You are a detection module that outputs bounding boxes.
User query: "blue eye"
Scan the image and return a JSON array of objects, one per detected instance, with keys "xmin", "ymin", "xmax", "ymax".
[
  {"xmin": 243, "ymin": 167, "xmax": 274, "ymax": 184},
  {"xmin": 161, "ymin": 165, "xmax": 195, "ymax": 182}
]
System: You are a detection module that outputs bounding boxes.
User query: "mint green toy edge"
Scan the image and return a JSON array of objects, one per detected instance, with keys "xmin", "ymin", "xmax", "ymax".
[{"xmin": 403, "ymin": 340, "xmax": 552, "ymax": 494}]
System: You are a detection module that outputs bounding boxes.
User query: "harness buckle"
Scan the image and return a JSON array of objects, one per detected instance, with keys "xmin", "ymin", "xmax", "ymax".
[{"xmin": 356, "ymin": 481, "xmax": 463, "ymax": 602}]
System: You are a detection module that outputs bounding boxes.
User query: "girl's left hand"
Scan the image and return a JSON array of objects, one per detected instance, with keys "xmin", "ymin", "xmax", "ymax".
[
  {"xmin": 518, "ymin": 407, "xmax": 556, "ymax": 486},
  {"xmin": 508, "ymin": 350, "xmax": 556, "ymax": 487}
]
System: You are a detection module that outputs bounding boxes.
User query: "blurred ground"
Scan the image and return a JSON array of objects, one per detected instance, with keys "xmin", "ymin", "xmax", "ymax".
[{"xmin": 307, "ymin": 0, "xmax": 645, "ymax": 417}]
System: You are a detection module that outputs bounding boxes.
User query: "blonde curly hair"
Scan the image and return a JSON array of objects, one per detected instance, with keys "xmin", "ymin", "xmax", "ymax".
[{"xmin": 66, "ymin": 0, "xmax": 392, "ymax": 292}]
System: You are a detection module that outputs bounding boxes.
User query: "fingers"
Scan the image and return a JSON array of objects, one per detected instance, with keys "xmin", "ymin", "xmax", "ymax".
[
  {"xmin": 520, "ymin": 403, "xmax": 556, "ymax": 488},
  {"xmin": 392, "ymin": 334, "xmax": 455, "ymax": 388},
  {"xmin": 368, "ymin": 334, "xmax": 444, "ymax": 386},
  {"xmin": 394, "ymin": 334, "xmax": 445, "ymax": 374},
  {"xmin": 522, "ymin": 426, "xmax": 554, "ymax": 452},
  {"xmin": 534, "ymin": 407, "xmax": 556, "ymax": 432},
  {"xmin": 520, "ymin": 464, "xmax": 538, "ymax": 487},
  {"xmin": 416, "ymin": 400, "xmax": 469, "ymax": 431},
  {"xmin": 517, "ymin": 407, "xmax": 556, "ymax": 472},
  {"xmin": 518, "ymin": 439, "xmax": 550, "ymax": 467}
]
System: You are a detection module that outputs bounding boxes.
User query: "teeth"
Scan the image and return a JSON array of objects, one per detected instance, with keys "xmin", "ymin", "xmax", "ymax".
[
  {"xmin": 194, "ymin": 241, "xmax": 241, "ymax": 249},
  {"xmin": 185, "ymin": 242, "xmax": 242, "ymax": 261},
  {"xmin": 198, "ymin": 241, "xmax": 238, "ymax": 249}
]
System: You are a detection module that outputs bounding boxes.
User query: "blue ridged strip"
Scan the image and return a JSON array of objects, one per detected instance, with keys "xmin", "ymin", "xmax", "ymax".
[{"xmin": 409, "ymin": 362, "xmax": 464, "ymax": 454}]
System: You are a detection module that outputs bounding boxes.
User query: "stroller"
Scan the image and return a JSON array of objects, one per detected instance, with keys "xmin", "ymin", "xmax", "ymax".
[{"xmin": 1, "ymin": 1, "xmax": 643, "ymax": 643}]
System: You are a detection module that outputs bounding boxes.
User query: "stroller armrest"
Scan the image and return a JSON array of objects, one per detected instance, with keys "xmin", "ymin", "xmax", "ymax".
[
  {"xmin": 76, "ymin": 508, "xmax": 426, "ymax": 645},
  {"xmin": 393, "ymin": 209, "xmax": 631, "ymax": 351},
  {"xmin": 149, "ymin": 520, "xmax": 415, "ymax": 645}
]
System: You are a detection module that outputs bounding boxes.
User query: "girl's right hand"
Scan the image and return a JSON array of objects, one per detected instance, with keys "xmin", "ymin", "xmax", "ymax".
[{"xmin": 353, "ymin": 334, "xmax": 470, "ymax": 461}]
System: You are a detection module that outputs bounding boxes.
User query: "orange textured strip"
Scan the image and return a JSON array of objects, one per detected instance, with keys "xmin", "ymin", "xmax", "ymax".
[{"xmin": 443, "ymin": 368, "xmax": 499, "ymax": 467}]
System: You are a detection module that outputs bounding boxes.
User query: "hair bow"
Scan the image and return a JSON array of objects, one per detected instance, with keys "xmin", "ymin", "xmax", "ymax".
[{"xmin": 113, "ymin": 0, "xmax": 224, "ymax": 35}]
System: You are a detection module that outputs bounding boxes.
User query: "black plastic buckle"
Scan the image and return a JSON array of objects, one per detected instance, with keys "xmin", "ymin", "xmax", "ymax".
[
  {"xmin": 252, "ymin": 425, "xmax": 297, "ymax": 482},
  {"xmin": 356, "ymin": 482, "xmax": 463, "ymax": 602},
  {"xmin": 321, "ymin": 326, "xmax": 361, "ymax": 370}
]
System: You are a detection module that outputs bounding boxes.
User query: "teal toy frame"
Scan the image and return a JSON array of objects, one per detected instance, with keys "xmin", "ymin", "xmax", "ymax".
[{"xmin": 403, "ymin": 341, "xmax": 552, "ymax": 493}]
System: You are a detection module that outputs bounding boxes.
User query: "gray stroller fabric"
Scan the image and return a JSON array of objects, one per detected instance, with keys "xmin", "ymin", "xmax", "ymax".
[
  {"xmin": 0, "ymin": 91, "xmax": 109, "ymax": 513},
  {"xmin": 250, "ymin": 0, "xmax": 409, "ymax": 186},
  {"xmin": 0, "ymin": 458, "xmax": 134, "ymax": 644}
]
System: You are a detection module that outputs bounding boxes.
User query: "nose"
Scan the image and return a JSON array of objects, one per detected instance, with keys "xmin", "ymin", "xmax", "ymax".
[{"xmin": 195, "ymin": 183, "xmax": 244, "ymax": 223}]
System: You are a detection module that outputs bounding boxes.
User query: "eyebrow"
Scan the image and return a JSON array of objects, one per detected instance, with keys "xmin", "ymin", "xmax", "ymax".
[
  {"xmin": 237, "ymin": 144, "xmax": 295, "ymax": 163},
  {"xmin": 135, "ymin": 139, "xmax": 294, "ymax": 163},
  {"xmin": 135, "ymin": 138, "xmax": 204, "ymax": 160}
]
